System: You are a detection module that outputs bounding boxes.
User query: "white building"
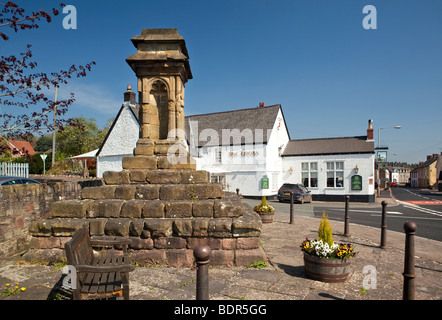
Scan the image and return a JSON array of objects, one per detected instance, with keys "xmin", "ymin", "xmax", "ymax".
[
  {"xmin": 95, "ymin": 92, "xmax": 376, "ymax": 201},
  {"xmin": 95, "ymin": 87, "xmax": 140, "ymax": 178},
  {"xmin": 281, "ymin": 136, "xmax": 375, "ymax": 202},
  {"xmin": 186, "ymin": 104, "xmax": 290, "ymax": 197}
]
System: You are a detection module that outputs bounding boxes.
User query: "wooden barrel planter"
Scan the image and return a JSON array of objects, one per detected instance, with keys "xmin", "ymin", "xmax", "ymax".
[
  {"xmin": 303, "ymin": 252, "xmax": 351, "ymax": 283},
  {"xmin": 259, "ymin": 213, "xmax": 274, "ymax": 223}
]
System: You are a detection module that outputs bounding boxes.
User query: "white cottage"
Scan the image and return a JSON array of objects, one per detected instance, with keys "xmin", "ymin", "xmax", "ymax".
[
  {"xmin": 185, "ymin": 104, "xmax": 290, "ymax": 197},
  {"xmin": 95, "ymin": 86, "xmax": 140, "ymax": 178},
  {"xmin": 96, "ymin": 92, "xmax": 375, "ymax": 201}
]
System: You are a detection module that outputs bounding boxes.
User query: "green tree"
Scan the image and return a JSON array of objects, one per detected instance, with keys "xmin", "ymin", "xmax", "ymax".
[
  {"xmin": 35, "ymin": 134, "xmax": 52, "ymax": 152},
  {"xmin": 55, "ymin": 117, "xmax": 112, "ymax": 157}
]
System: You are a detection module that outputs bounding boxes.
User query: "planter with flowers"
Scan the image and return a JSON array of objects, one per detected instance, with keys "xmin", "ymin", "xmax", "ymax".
[
  {"xmin": 253, "ymin": 196, "xmax": 275, "ymax": 223},
  {"xmin": 300, "ymin": 212, "xmax": 356, "ymax": 283}
]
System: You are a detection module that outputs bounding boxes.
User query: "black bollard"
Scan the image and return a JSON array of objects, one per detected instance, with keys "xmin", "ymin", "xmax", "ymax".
[
  {"xmin": 289, "ymin": 191, "xmax": 294, "ymax": 224},
  {"xmin": 344, "ymin": 196, "xmax": 350, "ymax": 237},
  {"xmin": 236, "ymin": 188, "xmax": 240, "ymax": 196},
  {"xmin": 193, "ymin": 245, "xmax": 211, "ymax": 300},
  {"xmin": 403, "ymin": 221, "xmax": 417, "ymax": 300},
  {"xmin": 380, "ymin": 201, "xmax": 388, "ymax": 249}
]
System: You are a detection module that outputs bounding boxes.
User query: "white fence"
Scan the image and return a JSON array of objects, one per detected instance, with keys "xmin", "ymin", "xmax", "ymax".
[{"xmin": 0, "ymin": 162, "xmax": 29, "ymax": 178}]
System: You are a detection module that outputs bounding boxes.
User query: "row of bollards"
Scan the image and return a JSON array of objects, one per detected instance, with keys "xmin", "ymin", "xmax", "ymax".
[{"xmin": 342, "ymin": 196, "xmax": 417, "ymax": 300}]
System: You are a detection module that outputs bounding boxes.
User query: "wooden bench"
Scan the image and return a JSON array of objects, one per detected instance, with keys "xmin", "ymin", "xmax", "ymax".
[{"xmin": 65, "ymin": 226, "xmax": 135, "ymax": 300}]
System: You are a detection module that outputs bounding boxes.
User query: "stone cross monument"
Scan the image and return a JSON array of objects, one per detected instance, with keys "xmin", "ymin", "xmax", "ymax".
[{"xmin": 26, "ymin": 29, "xmax": 266, "ymax": 268}]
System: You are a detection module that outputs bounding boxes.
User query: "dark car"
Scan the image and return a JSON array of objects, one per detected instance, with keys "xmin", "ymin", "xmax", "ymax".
[
  {"xmin": 0, "ymin": 176, "xmax": 41, "ymax": 186},
  {"xmin": 277, "ymin": 183, "xmax": 312, "ymax": 204}
]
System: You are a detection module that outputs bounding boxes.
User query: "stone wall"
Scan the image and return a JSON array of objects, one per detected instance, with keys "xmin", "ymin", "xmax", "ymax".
[{"xmin": 0, "ymin": 179, "xmax": 100, "ymax": 259}]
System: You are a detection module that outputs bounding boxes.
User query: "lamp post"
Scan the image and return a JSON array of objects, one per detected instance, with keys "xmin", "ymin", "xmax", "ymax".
[{"xmin": 378, "ymin": 125, "xmax": 401, "ymax": 148}]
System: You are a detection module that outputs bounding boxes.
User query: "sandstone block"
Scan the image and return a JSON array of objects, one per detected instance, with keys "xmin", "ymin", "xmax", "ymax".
[
  {"xmin": 129, "ymin": 237, "xmax": 154, "ymax": 250},
  {"xmin": 165, "ymin": 201, "xmax": 192, "ymax": 218},
  {"xmin": 154, "ymin": 237, "xmax": 187, "ymax": 249},
  {"xmin": 81, "ymin": 186, "xmax": 115, "ymax": 199},
  {"xmin": 232, "ymin": 210, "xmax": 262, "ymax": 237},
  {"xmin": 186, "ymin": 237, "xmax": 222, "ymax": 250},
  {"xmin": 135, "ymin": 185, "xmax": 160, "ymax": 200},
  {"xmin": 208, "ymin": 218, "xmax": 232, "ymax": 238},
  {"xmin": 192, "ymin": 200, "xmax": 214, "ymax": 217},
  {"xmin": 173, "ymin": 219, "xmax": 193, "ymax": 237},
  {"xmin": 157, "ymin": 155, "xmax": 196, "ymax": 170},
  {"xmin": 103, "ymin": 171, "xmax": 130, "ymax": 185},
  {"xmin": 237, "ymin": 237, "xmax": 260, "ymax": 249},
  {"xmin": 89, "ymin": 218, "xmax": 107, "ymax": 236},
  {"xmin": 222, "ymin": 238, "xmax": 237, "ymax": 250},
  {"xmin": 144, "ymin": 219, "xmax": 173, "ymax": 237},
  {"xmin": 235, "ymin": 248, "xmax": 267, "ymax": 267},
  {"xmin": 214, "ymin": 199, "xmax": 244, "ymax": 218},
  {"xmin": 181, "ymin": 170, "xmax": 209, "ymax": 184},
  {"xmin": 160, "ymin": 184, "xmax": 191, "ymax": 200},
  {"xmin": 192, "ymin": 219, "xmax": 210, "ymax": 237},
  {"xmin": 29, "ymin": 236, "xmax": 61, "ymax": 249},
  {"xmin": 129, "ymin": 170, "xmax": 148, "ymax": 182},
  {"xmin": 29, "ymin": 220, "xmax": 55, "ymax": 236},
  {"xmin": 51, "ymin": 199, "xmax": 93, "ymax": 218},
  {"xmin": 129, "ymin": 219, "xmax": 144, "ymax": 237},
  {"xmin": 141, "ymin": 200, "xmax": 164, "ymax": 218},
  {"xmin": 210, "ymin": 250, "xmax": 235, "ymax": 267},
  {"xmin": 166, "ymin": 249, "xmax": 194, "ymax": 267},
  {"xmin": 133, "ymin": 143, "xmax": 154, "ymax": 156},
  {"xmin": 193, "ymin": 183, "xmax": 223, "ymax": 199},
  {"xmin": 122, "ymin": 156, "xmax": 157, "ymax": 170},
  {"xmin": 52, "ymin": 218, "xmax": 87, "ymax": 236},
  {"xmin": 146, "ymin": 170, "xmax": 181, "ymax": 184},
  {"xmin": 114, "ymin": 185, "xmax": 137, "ymax": 200},
  {"xmin": 104, "ymin": 218, "xmax": 131, "ymax": 237},
  {"xmin": 88, "ymin": 200, "xmax": 123, "ymax": 218},
  {"xmin": 120, "ymin": 200, "xmax": 144, "ymax": 218},
  {"xmin": 129, "ymin": 250, "xmax": 167, "ymax": 266}
]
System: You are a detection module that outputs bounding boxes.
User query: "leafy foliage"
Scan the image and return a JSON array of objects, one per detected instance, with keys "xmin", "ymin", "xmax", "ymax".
[
  {"xmin": 318, "ymin": 211, "xmax": 334, "ymax": 247},
  {"xmin": 0, "ymin": 2, "xmax": 95, "ymax": 151}
]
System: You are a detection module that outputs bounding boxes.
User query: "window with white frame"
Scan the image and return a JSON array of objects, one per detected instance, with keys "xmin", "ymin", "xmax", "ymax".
[
  {"xmin": 301, "ymin": 162, "xmax": 318, "ymax": 188},
  {"xmin": 326, "ymin": 161, "xmax": 344, "ymax": 188}
]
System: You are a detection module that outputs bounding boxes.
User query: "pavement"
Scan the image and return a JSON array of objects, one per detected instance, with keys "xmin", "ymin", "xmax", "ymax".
[{"xmin": 1, "ymin": 188, "xmax": 441, "ymax": 302}]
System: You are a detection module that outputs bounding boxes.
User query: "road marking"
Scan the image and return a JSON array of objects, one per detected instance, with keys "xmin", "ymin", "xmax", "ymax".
[
  {"xmin": 370, "ymin": 214, "xmax": 442, "ymax": 221},
  {"xmin": 330, "ymin": 208, "xmax": 403, "ymax": 214},
  {"xmin": 401, "ymin": 200, "xmax": 442, "ymax": 205},
  {"xmin": 398, "ymin": 201, "xmax": 442, "ymax": 217}
]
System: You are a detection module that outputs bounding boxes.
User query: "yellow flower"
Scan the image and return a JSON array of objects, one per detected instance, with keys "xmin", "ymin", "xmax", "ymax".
[
  {"xmin": 6, "ymin": 283, "xmax": 10, "ymax": 286},
  {"xmin": 20, "ymin": 287, "xmax": 26, "ymax": 292}
]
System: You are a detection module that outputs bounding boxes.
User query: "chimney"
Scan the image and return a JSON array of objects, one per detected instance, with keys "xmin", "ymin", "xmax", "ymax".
[
  {"xmin": 433, "ymin": 154, "xmax": 438, "ymax": 158},
  {"xmin": 258, "ymin": 102, "xmax": 266, "ymax": 108},
  {"xmin": 124, "ymin": 84, "xmax": 136, "ymax": 104},
  {"xmin": 367, "ymin": 119, "xmax": 373, "ymax": 140},
  {"xmin": 427, "ymin": 155, "xmax": 431, "ymax": 160}
]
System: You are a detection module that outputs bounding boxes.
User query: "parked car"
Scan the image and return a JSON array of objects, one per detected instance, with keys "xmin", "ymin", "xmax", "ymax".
[
  {"xmin": 390, "ymin": 181, "xmax": 397, "ymax": 187},
  {"xmin": 277, "ymin": 183, "xmax": 312, "ymax": 203},
  {"xmin": 0, "ymin": 176, "xmax": 41, "ymax": 186}
]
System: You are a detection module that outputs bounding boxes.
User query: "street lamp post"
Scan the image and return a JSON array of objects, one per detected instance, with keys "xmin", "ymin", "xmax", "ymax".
[{"xmin": 378, "ymin": 125, "xmax": 401, "ymax": 148}]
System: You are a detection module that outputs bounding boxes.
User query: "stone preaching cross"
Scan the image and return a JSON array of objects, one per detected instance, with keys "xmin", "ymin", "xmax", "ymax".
[{"xmin": 26, "ymin": 28, "xmax": 266, "ymax": 269}]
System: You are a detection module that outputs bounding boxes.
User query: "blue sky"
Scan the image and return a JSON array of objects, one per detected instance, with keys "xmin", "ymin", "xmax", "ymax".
[{"xmin": 3, "ymin": 0, "xmax": 442, "ymax": 164}]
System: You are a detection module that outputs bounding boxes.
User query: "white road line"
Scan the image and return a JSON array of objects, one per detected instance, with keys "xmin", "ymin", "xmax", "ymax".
[
  {"xmin": 330, "ymin": 208, "xmax": 403, "ymax": 214},
  {"xmin": 398, "ymin": 201, "xmax": 442, "ymax": 217},
  {"xmin": 370, "ymin": 214, "xmax": 442, "ymax": 221}
]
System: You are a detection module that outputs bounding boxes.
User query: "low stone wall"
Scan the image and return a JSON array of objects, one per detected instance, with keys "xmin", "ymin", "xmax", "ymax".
[{"xmin": 0, "ymin": 179, "xmax": 100, "ymax": 259}]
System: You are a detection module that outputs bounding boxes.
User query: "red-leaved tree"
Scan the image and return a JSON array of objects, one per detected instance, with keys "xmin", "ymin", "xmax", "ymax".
[{"xmin": 0, "ymin": 1, "xmax": 95, "ymax": 151}]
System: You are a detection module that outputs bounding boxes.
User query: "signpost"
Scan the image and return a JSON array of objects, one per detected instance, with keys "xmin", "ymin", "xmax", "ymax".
[{"xmin": 40, "ymin": 154, "xmax": 48, "ymax": 175}]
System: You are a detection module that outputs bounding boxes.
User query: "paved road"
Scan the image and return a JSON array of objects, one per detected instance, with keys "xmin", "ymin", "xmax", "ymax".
[{"xmin": 242, "ymin": 188, "xmax": 442, "ymax": 242}]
